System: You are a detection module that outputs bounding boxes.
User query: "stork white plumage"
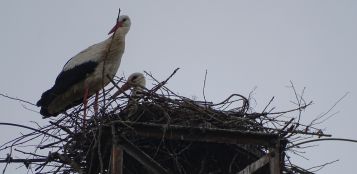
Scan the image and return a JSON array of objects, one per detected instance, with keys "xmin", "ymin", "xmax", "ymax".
[
  {"xmin": 37, "ymin": 15, "xmax": 131, "ymax": 118},
  {"xmin": 112, "ymin": 73, "xmax": 146, "ymax": 121},
  {"xmin": 112, "ymin": 72, "xmax": 146, "ymax": 98}
]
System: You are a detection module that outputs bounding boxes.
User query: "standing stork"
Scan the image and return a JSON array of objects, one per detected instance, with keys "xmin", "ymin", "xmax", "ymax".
[{"xmin": 36, "ymin": 15, "xmax": 131, "ymax": 118}]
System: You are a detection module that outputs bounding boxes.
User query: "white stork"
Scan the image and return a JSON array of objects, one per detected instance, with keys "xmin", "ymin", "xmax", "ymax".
[
  {"xmin": 113, "ymin": 73, "xmax": 146, "ymax": 120},
  {"xmin": 36, "ymin": 15, "xmax": 131, "ymax": 118},
  {"xmin": 112, "ymin": 72, "xmax": 146, "ymax": 98}
]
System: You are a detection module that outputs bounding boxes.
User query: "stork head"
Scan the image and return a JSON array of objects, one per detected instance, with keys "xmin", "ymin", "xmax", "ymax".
[
  {"xmin": 108, "ymin": 15, "xmax": 131, "ymax": 35},
  {"xmin": 122, "ymin": 72, "xmax": 146, "ymax": 91},
  {"xmin": 112, "ymin": 72, "xmax": 146, "ymax": 98}
]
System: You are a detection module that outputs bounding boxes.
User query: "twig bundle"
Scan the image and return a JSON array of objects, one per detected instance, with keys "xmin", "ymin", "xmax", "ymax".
[{"xmin": 0, "ymin": 70, "xmax": 334, "ymax": 174}]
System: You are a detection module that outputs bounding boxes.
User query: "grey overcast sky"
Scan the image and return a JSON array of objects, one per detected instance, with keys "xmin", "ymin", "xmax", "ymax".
[{"xmin": 0, "ymin": 1, "xmax": 356, "ymax": 173}]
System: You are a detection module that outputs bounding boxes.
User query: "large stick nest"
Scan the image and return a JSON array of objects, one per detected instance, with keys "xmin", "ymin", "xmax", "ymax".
[{"xmin": 0, "ymin": 69, "xmax": 330, "ymax": 174}]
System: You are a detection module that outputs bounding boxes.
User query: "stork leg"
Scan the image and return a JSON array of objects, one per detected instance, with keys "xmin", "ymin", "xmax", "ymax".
[
  {"xmin": 94, "ymin": 92, "xmax": 99, "ymax": 116},
  {"xmin": 83, "ymin": 86, "xmax": 89, "ymax": 128}
]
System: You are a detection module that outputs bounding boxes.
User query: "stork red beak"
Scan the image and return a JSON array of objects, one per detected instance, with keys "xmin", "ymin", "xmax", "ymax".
[
  {"xmin": 119, "ymin": 82, "xmax": 131, "ymax": 93},
  {"xmin": 108, "ymin": 21, "xmax": 123, "ymax": 35},
  {"xmin": 112, "ymin": 82, "xmax": 131, "ymax": 98}
]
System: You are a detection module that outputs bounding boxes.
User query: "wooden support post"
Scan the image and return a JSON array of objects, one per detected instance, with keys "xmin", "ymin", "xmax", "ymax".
[
  {"xmin": 237, "ymin": 154, "xmax": 270, "ymax": 174},
  {"xmin": 111, "ymin": 145, "xmax": 123, "ymax": 174},
  {"xmin": 111, "ymin": 125, "xmax": 123, "ymax": 174},
  {"xmin": 269, "ymin": 141, "xmax": 281, "ymax": 174}
]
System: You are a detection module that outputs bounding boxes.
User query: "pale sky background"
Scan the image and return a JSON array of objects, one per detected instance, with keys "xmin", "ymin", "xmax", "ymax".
[{"xmin": 0, "ymin": 1, "xmax": 356, "ymax": 173}]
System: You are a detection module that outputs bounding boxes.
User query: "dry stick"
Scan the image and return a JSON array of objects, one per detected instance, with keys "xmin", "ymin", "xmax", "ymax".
[
  {"xmin": 107, "ymin": 75, "xmax": 130, "ymax": 98},
  {"xmin": 106, "ymin": 75, "xmax": 134, "ymax": 114},
  {"xmin": 289, "ymin": 85, "xmax": 306, "ymax": 136},
  {"xmin": 14, "ymin": 149, "xmax": 47, "ymax": 158},
  {"xmin": 265, "ymin": 101, "xmax": 313, "ymax": 115},
  {"xmin": 289, "ymin": 81, "xmax": 303, "ymax": 123},
  {"xmin": 2, "ymin": 149, "xmax": 12, "ymax": 174},
  {"xmin": 34, "ymin": 152, "xmax": 56, "ymax": 172},
  {"xmin": 210, "ymin": 94, "xmax": 248, "ymax": 107},
  {"xmin": 285, "ymin": 164, "xmax": 314, "ymax": 174},
  {"xmin": 94, "ymin": 9, "xmax": 122, "ymax": 173},
  {"xmin": 310, "ymin": 92, "xmax": 349, "ymax": 126},
  {"xmin": 101, "ymin": 9, "xmax": 122, "ymax": 114},
  {"xmin": 0, "ymin": 158, "xmax": 48, "ymax": 164},
  {"xmin": 257, "ymin": 125, "xmax": 331, "ymax": 137},
  {"xmin": 0, "ymin": 131, "xmax": 39, "ymax": 150},
  {"xmin": 54, "ymin": 153, "xmax": 83, "ymax": 174},
  {"xmin": 262, "ymin": 97, "xmax": 275, "ymax": 113},
  {"xmin": 49, "ymin": 121, "xmax": 73, "ymax": 136},
  {"xmin": 287, "ymin": 138, "xmax": 357, "ymax": 149},
  {"xmin": 145, "ymin": 70, "xmax": 223, "ymax": 122},
  {"xmin": 0, "ymin": 93, "xmax": 36, "ymax": 106},
  {"xmin": 39, "ymin": 139, "xmax": 67, "ymax": 149},
  {"xmin": 53, "ymin": 163, "xmax": 65, "ymax": 173},
  {"xmin": 145, "ymin": 68, "xmax": 180, "ymax": 94},
  {"xmin": 307, "ymin": 159, "xmax": 339, "ymax": 172},
  {"xmin": 248, "ymin": 112, "xmax": 322, "ymax": 133},
  {"xmin": 202, "ymin": 69, "xmax": 208, "ymax": 106},
  {"xmin": 279, "ymin": 118, "xmax": 295, "ymax": 135},
  {"xmin": 0, "ymin": 122, "xmax": 63, "ymax": 141},
  {"xmin": 1, "ymin": 133, "xmax": 47, "ymax": 155}
]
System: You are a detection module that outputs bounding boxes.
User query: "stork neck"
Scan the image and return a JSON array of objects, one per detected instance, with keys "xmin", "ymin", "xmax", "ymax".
[
  {"xmin": 106, "ymin": 34, "xmax": 126, "ymax": 57},
  {"xmin": 111, "ymin": 27, "xmax": 129, "ymax": 42},
  {"xmin": 111, "ymin": 32, "xmax": 126, "ymax": 45},
  {"xmin": 132, "ymin": 86, "xmax": 145, "ymax": 97}
]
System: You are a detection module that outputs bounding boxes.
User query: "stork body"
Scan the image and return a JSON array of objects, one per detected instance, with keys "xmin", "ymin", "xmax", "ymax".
[
  {"xmin": 37, "ymin": 15, "xmax": 131, "ymax": 118},
  {"xmin": 113, "ymin": 73, "xmax": 146, "ymax": 120}
]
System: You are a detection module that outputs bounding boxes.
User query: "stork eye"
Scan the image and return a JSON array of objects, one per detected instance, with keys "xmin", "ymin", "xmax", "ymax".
[
  {"xmin": 131, "ymin": 75, "xmax": 138, "ymax": 80},
  {"xmin": 123, "ymin": 18, "xmax": 127, "ymax": 22}
]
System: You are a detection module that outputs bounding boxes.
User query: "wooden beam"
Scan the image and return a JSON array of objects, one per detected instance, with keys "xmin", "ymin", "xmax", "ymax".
[
  {"xmin": 111, "ymin": 146, "xmax": 123, "ymax": 174},
  {"xmin": 111, "ymin": 125, "xmax": 123, "ymax": 174},
  {"xmin": 117, "ymin": 135, "xmax": 171, "ymax": 174},
  {"xmin": 269, "ymin": 142, "xmax": 281, "ymax": 174},
  {"xmin": 237, "ymin": 154, "xmax": 270, "ymax": 174},
  {"xmin": 112, "ymin": 121, "xmax": 279, "ymax": 147}
]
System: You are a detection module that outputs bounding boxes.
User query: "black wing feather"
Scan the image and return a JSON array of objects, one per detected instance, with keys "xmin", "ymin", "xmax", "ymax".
[{"xmin": 37, "ymin": 61, "xmax": 98, "ymax": 116}]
